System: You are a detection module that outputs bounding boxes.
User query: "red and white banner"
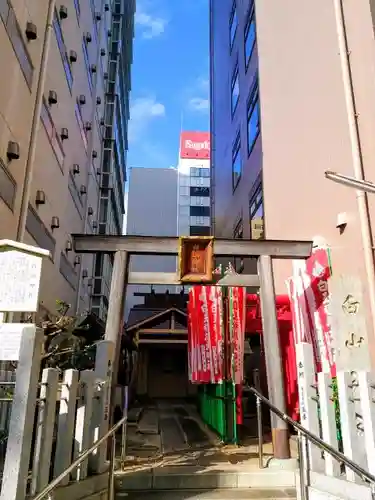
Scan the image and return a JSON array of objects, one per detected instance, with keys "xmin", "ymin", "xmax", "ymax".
[
  {"xmin": 286, "ymin": 247, "xmax": 335, "ymax": 376},
  {"xmin": 228, "ymin": 287, "xmax": 246, "ymax": 385},
  {"xmin": 187, "ymin": 286, "xmax": 224, "ymax": 384}
]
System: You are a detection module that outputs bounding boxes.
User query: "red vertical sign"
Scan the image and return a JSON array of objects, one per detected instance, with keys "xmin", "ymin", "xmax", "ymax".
[
  {"xmin": 187, "ymin": 286, "xmax": 225, "ymax": 384},
  {"xmin": 305, "ymin": 248, "xmax": 335, "ymax": 376},
  {"xmin": 205, "ymin": 286, "xmax": 224, "ymax": 383},
  {"xmin": 229, "ymin": 287, "xmax": 246, "ymax": 385}
]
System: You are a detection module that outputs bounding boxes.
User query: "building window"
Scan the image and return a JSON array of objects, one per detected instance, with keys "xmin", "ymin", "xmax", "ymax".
[
  {"xmin": 0, "ymin": 2, "xmax": 33, "ymax": 88},
  {"xmin": 232, "ymin": 132, "xmax": 241, "ymax": 190},
  {"xmin": 244, "ymin": 5, "xmax": 256, "ymax": 68},
  {"xmin": 75, "ymin": 104, "xmax": 88, "ymax": 151},
  {"xmin": 0, "ymin": 158, "xmax": 16, "ymax": 211},
  {"xmin": 74, "ymin": 0, "xmax": 80, "ymax": 21},
  {"xmin": 230, "ymin": 1, "xmax": 238, "ymax": 49},
  {"xmin": 190, "ymin": 186, "xmax": 210, "ymax": 197},
  {"xmin": 53, "ymin": 11, "xmax": 73, "ymax": 91},
  {"xmin": 231, "ymin": 65, "xmax": 240, "ymax": 115},
  {"xmin": 247, "ymin": 77, "xmax": 260, "ymax": 155},
  {"xmin": 190, "ymin": 177, "xmax": 210, "ymax": 188},
  {"xmin": 82, "ymin": 41, "xmax": 93, "ymax": 92},
  {"xmin": 190, "ymin": 206, "xmax": 210, "ymax": 217},
  {"xmin": 190, "ymin": 216, "xmax": 210, "ymax": 226},
  {"xmin": 40, "ymin": 100, "xmax": 65, "ymax": 170},
  {"xmin": 233, "ymin": 219, "xmax": 244, "ymax": 273},
  {"xmin": 191, "ymin": 196, "xmax": 210, "ymax": 207},
  {"xmin": 59, "ymin": 252, "xmax": 78, "ymax": 290},
  {"xmin": 190, "ymin": 226, "xmax": 211, "ymax": 236},
  {"xmin": 26, "ymin": 205, "xmax": 56, "ymax": 258},
  {"xmin": 249, "ymin": 184, "xmax": 264, "ymax": 240},
  {"xmin": 191, "ymin": 167, "xmax": 210, "ymax": 178}
]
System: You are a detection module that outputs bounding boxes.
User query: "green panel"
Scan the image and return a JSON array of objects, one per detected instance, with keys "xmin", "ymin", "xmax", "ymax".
[{"xmin": 197, "ymin": 382, "xmax": 237, "ymax": 443}]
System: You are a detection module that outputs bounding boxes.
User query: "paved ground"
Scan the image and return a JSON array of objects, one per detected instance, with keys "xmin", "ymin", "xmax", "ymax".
[
  {"xmin": 124, "ymin": 402, "xmax": 215, "ymax": 462},
  {"xmin": 121, "ymin": 401, "xmax": 298, "ymax": 470},
  {"xmin": 119, "ymin": 488, "xmax": 296, "ymax": 499}
]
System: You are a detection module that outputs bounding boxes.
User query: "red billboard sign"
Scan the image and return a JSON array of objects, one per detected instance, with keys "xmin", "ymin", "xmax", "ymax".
[{"xmin": 180, "ymin": 131, "xmax": 210, "ymax": 159}]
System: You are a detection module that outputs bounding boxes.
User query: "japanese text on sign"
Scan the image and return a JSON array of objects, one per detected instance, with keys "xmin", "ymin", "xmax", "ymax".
[
  {"xmin": 189, "ymin": 244, "xmax": 206, "ymax": 274},
  {"xmin": 0, "ymin": 251, "xmax": 42, "ymax": 312}
]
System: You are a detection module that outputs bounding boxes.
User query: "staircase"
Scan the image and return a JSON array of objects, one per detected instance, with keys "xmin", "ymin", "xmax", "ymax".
[
  {"xmin": 115, "ymin": 465, "xmax": 297, "ymax": 498},
  {"xmin": 115, "ymin": 402, "xmax": 297, "ymax": 499}
]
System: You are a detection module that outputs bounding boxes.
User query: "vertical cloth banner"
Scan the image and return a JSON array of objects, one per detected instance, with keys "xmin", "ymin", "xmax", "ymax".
[
  {"xmin": 228, "ymin": 287, "xmax": 246, "ymax": 385},
  {"xmin": 205, "ymin": 286, "xmax": 224, "ymax": 383},
  {"xmin": 187, "ymin": 286, "xmax": 225, "ymax": 384},
  {"xmin": 187, "ymin": 292, "xmax": 193, "ymax": 382},
  {"xmin": 188, "ymin": 288, "xmax": 200, "ymax": 382},
  {"xmin": 286, "ymin": 246, "xmax": 335, "ymax": 376}
]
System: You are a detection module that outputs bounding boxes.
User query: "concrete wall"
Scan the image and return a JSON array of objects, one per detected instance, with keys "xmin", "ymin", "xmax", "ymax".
[
  {"xmin": 210, "ymin": 0, "xmax": 375, "ymax": 350},
  {"xmin": 0, "ymin": 1, "xmax": 111, "ymax": 316},
  {"xmin": 296, "ymin": 471, "xmax": 373, "ymax": 500},
  {"xmin": 50, "ymin": 473, "xmax": 108, "ymax": 500},
  {"xmin": 125, "ymin": 167, "xmax": 178, "ymax": 318}
]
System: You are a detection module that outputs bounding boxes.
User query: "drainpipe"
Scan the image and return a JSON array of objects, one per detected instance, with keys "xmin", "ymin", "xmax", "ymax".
[
  {"xmin": 16, "ymin": 0, "xmax": 57, "ymax": 241},
  {"xmin": 75, "ymin": 0, "xmax": 106, "ymax": 315},
  {"xmin": 333, "ymin": 0, "xmax": 375, "ymax": 338}
]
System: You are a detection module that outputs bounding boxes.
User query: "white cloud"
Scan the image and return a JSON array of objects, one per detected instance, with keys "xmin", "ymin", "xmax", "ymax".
[
  {"xmin": 135, "ymin": 3, "xmax": 168, "ymax": 39},
  {"xmin": 198, "ymin": 77, "xmax": 209, "ymax": 91},
  {"xmin": 129, "ymin": 97, "xmax": 166, "ymax": 143},
  {"xmin": 187, "ymin": 76, "xmax": 210, "ymax": 113},
  {"xmin": 189, "ymin": 97, "xmax": 209, "ymax": 112}
]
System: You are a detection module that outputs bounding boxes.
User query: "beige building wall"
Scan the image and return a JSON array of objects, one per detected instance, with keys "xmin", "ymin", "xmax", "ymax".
[
  {"xmin": 255, "ymin": 0, "xmax": 375, "ymax": 342},
  {"xmin": 211, "ymin": 0, "xmax": 375, "ymax": 353},
  {"xmin": 0, "ymin": 1, "xmax": 111, "ymax": 318}
]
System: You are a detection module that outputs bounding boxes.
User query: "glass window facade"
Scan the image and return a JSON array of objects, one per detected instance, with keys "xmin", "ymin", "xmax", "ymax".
[
  {"xmin": 232, "ymin": 133, "xmax": 241, "ymax": 190},
  {"xmin": 230, "ymin": 1, "xmax": 238, "ymax": 49},
  {"xmin": 244, "ymin": 5, "xmax": 256, "ymax": 67},
  {"xmin": 210, "ymin": 0, "xmax": 262, "ymax": 240},
  {"xmin": 249, "ymin": 184, "xmax": 264, "ymax": 240},
  {"xmin": 53, "ymin": 11, "xmax": 73, "ymax": 91},
  {"xmin": 178, "ymin": 162, "xmax": 211, "ymax": 237},
  {"xmin": 92, "ymin": 0, "xmax": 135, "ymax": 321},
  {"xmin": 247, "ymin": 77, "xmax": 260, "ymax": 155},
  {"xmin": 231, "ymin": 66, "xmax": 240, "ymax": 114}
]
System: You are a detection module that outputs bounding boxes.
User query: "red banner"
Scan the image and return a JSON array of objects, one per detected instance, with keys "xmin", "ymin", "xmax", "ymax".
[
  {"xmin": 188, "ymin": 288, "xmax": 200, "ymax": 382},
  {"xmin": 188, "ymin": 286, "xmax": 224, "ymax": 384},
  {"xmin": 228, "ymin": 287, "xmax": 246, "ymax": 385},
  {"xmin": 205, "ymin": 286, "xmax": 224, "ymax": 383},
  {"xmin": 287, "ymin": 247, "xmax": 335, "ymax": 376},
  {"xmin": 305, "ymin": 248, "xmax": 335, "ymax": 376}
]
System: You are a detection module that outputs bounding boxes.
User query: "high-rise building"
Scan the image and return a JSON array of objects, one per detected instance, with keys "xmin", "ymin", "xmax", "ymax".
[
  {"xmin": 209, "ymin": 0, "xmax": 375, "ymax": 329},
  {"xmin": 124, "ymin": 166, "xmax": 178, "ymax": 318},
  {"xmin": 90, "ymin": 0, "xmax": 135, "ymax": 321},
  {"xmin": 0, "ymin": 1, "xmax": 134, "ymax": 320},
  {"xmin": 177, "ymin": 131, "xmax": 211, "ymax": 237}
]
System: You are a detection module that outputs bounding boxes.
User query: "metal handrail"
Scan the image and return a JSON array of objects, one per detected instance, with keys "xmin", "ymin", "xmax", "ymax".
[
  {"xmin": 32, "ymin": 409, "xmax": 128, "ymax": 500},
  {"xmin": 249, "ymin": 385, "xmax": 375, "ymax": 496}
]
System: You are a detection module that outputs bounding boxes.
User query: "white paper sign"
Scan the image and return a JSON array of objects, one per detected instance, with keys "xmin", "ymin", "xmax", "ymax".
[
  {"xmin": 0, "ymin": 250, "xmax": 42, "ymax": 312},
  {"xmin": 0, "ymin": 323, "xmax": 27, "ymax": 360}
]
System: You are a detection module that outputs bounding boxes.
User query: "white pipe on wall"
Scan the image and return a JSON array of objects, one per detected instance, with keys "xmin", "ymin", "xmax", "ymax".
[
  {"xmin": 333, "ymin": 0, "xmax": 375, "ymax": 339},
  {"xmin": 16, "ymin": 0, "xmax": 57, "ymax": 241}
]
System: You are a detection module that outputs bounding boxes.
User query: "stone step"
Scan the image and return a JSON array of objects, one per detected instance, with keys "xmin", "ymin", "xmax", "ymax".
[
  {"xmin": 138, "ymin": 408, "xmax": 159, "ymax": 435},
  {"xmin": 115, "ymin": 466, "xmax": 297, "ymax": 491},
  {"xmin": 117, "ymin": 488, "xmax": 296, "ymax": 499}
]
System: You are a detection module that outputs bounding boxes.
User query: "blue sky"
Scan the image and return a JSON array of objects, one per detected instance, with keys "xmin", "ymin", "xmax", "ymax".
[{"xmin": 127, "ymin": 0, "xmax": 209, "ymax": 171}]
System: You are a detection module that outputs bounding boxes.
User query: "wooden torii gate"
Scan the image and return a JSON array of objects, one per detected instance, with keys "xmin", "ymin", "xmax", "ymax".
[{"xmin": 72, "ymin": 234, "xmax": 313, "ymax": 460}]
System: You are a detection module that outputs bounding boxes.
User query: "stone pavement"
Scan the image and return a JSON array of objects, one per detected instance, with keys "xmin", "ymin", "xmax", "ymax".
[
  {"xmin": 117, "ymin": 402, "xmax": 298, "ymax": 498},
  {"xmin": 119, "ymin": 488, "xmax": 297, "ymax": 499}
]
